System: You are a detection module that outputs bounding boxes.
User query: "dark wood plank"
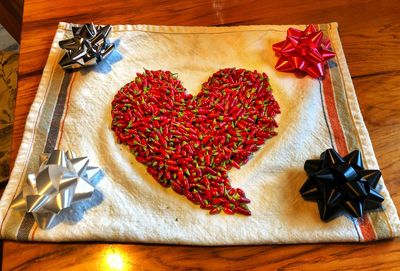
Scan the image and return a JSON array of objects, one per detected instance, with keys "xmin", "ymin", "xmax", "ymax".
[
  {"xmin": 4, "ymin": 240, "xmax": 400, "ymax": 271},
  {"xmin": 5, "ymin": 0, "xmax": 400, "ymax": 270},
  {"xmin": 353, "ymin": 72, "xmax": 400, "ymax": 197}
]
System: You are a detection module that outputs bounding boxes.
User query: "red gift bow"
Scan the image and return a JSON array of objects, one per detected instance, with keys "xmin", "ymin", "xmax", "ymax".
[{"xmin": 272, "ymin": 25, "xmax": 336, "ymax": 78}]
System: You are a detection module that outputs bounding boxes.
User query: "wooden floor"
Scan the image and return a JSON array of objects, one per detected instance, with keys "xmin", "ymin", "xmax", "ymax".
[{"xmin": 4, "ymin": 0, "xmax": 400, "ymax": 270}]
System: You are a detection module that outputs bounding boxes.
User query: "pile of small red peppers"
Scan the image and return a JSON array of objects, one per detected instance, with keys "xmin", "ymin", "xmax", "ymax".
[{"xmin": 111, "ymin": 68, "xmax": 280, "ymax": 215}]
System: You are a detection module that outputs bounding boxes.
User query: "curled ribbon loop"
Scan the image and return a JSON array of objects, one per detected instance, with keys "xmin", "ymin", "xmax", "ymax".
[
  {"xmin": 273, "ymin": 25, "xmax": 336, "ymax": 78},
  {"xmin": 11, "ymin": 150, "xmax": 101, "ymax": 229},
  {"xmin": 300, "ymin": 149, "xmax": 384, "ymax": 222}
]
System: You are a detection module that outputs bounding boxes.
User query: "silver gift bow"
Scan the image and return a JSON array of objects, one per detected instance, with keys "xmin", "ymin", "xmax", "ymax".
[
  {"xmin": 59, "ymin": 23, "xmax": 115, "ymax": 69},
  {"xmin": 11, "ymin": 150, "xmax": 101, "ymax": 229}
]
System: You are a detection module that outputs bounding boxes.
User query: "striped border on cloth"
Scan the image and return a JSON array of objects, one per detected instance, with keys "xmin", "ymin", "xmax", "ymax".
[
  {"xmin": 319, "ymin": 24, "xmax": 394, "ymax": 241},
  {"xmin": 16, "ymin": 72, "xmax": 75, "ymax": 240}
]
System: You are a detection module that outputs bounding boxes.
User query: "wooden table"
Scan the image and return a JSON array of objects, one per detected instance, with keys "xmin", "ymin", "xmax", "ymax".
[{"xmin": 4, "ymin": 0, "xmax": 400, "ymax": 270}]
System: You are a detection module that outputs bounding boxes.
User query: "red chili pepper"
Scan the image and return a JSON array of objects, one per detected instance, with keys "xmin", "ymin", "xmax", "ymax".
[
  {"xmin": 228, "ymin": 189, "xmax": 236, "ymax": 196},
  {"xmin": 172, "ymin": 182, "xmax": 183, "ymax": 194},
  {"xmin": 147, "ymin": 166, "xmax": 158, "ymax": 176},
  {"xmin": 236, "ymin": 188, "xmax": 245, "ymax": 196},
  {"xmin": 205, "ymin": 155, "xmax": 211, "ymax": 166},
  {"xmin": 205, "ymin": 167, "xmax": 217, "ymax": 175},
  {"xmin": 183, "ymin": 178, "xmax": 190, "ymax": 191},
  {"xmin": 168, "ymin": 165, "xmax": 179, "ymax": 171},
  {"xmin": 239, "ymin": 197, "xmax": 251, "ymax": 204},
  {"xmin": 194, "ymin": 192, "xmax": 205, "ymax": 206},
  {"xmin": 231, "ymin": 161, "xmax": 240, "ymax": 169},
  {"xmin": 235, "ymin": 207, "xmax": 251, "ymax": 216},
  {"xmin": 223, "ymin": 208, "xmax": 234, "ymax": 215},
  {"xmin": 209, "ymin": 207, "xmax": 221, "ymax": 215}
]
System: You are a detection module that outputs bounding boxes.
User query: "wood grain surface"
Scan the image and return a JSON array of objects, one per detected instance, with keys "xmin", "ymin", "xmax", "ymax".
[{"xmin": 5, "ymin": 0, "xmax": 400, "ymax": 270}]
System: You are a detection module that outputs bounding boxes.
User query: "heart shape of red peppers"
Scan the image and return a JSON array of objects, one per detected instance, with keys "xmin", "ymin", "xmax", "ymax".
[{"xmin": 111, "ymin": 68, "xmax": 280, "ymax": 215}]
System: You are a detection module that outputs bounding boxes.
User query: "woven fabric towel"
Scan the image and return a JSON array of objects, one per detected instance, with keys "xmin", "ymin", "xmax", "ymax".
[{"xmin": 0, "ymin": 22, "xmax": 398, "ymax": 244}]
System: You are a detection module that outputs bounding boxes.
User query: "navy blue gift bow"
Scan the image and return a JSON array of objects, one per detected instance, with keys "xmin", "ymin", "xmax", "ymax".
[
  {"xmin": 300, "ymin": 149, "xmax": 384, "ymax": 221},
  {"xmin": 59, "ymin": 23, "xmax": 115, "ymax": 69}
]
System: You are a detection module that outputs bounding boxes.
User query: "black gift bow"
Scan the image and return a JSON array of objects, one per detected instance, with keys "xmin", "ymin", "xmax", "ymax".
[
  {"xmin": 300, "ymin": 149, "xmax": 384, "ymax": 221},
  {"xmin": 59, "ymin": 23, "xmax": 115, "ymax": 69}
]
